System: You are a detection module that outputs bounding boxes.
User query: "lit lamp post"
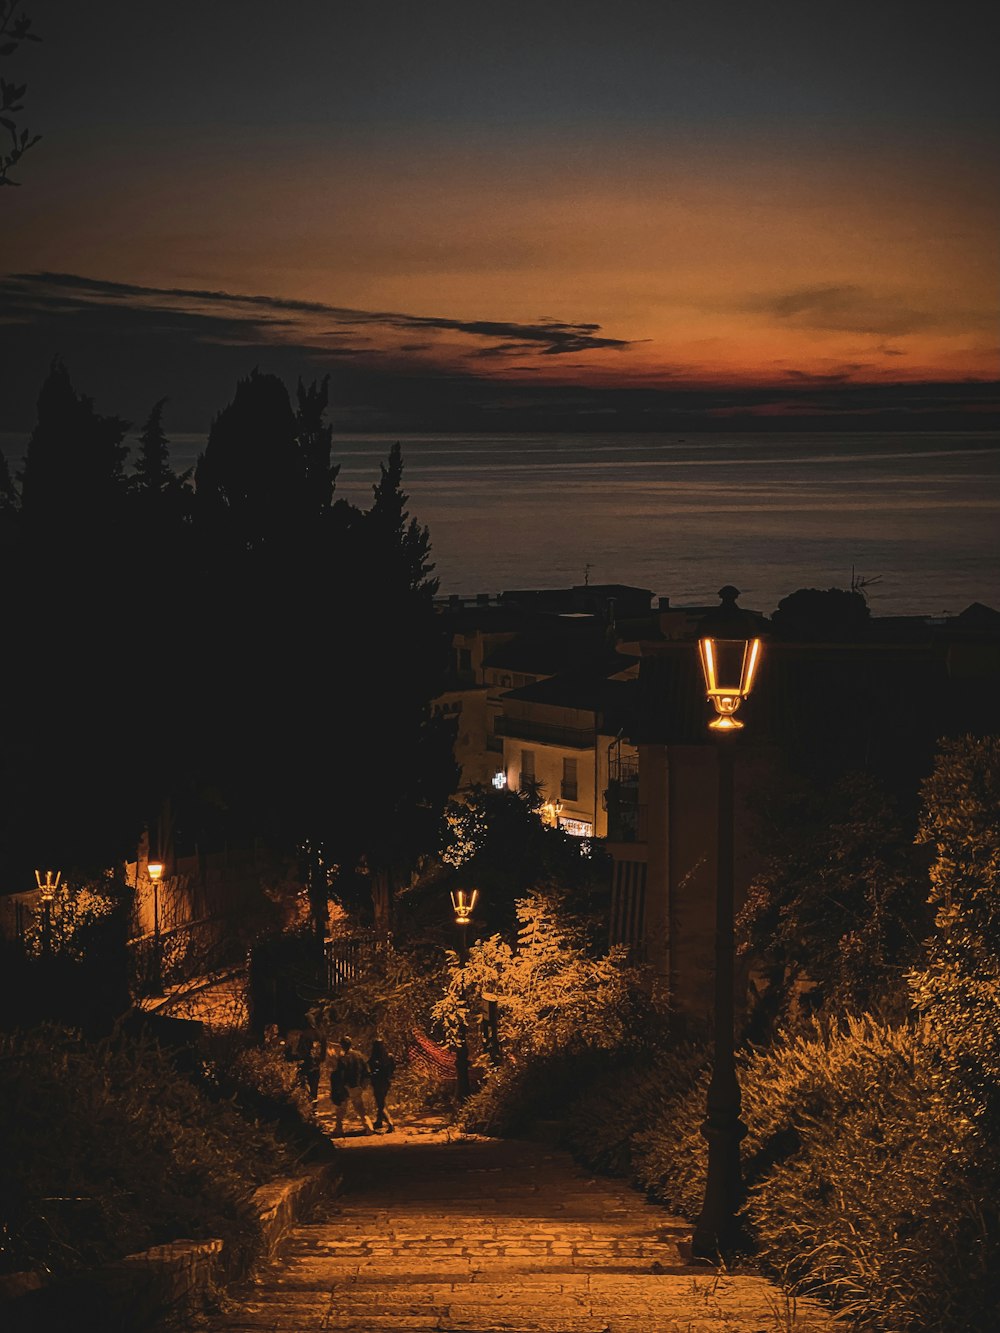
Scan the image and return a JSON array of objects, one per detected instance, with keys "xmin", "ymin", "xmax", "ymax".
[
  {"xmin": 35, "ymin": 869, "xmax": 61, "ymax": 956},
  {"xmin": 450, "ymin": 888, "xmax": 478, "ymax": 1100},
  {"xmin": 692, "ymin": 586, "xmax": 763, "ymax": 1262},
  {"xmin": 147, "ymin": 859, "xmax": 165, "ymax": 995}
]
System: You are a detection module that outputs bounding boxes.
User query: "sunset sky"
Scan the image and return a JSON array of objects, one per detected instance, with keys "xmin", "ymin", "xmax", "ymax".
[{"xmin": 2, "ymin": 0, "xmax": 998, "ymax": 432}]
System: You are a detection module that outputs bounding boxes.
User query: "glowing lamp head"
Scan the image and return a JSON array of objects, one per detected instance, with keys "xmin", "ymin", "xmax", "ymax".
[
  {"xmin": 35, "ymin": 869, "xmax": 61, "ymax": 902},
  {"xmin": 147, "ymin": 860, "xmax": 165, "ymax": 882},
  {"xmin": 697, "ymin": 586, "xmax": 763, "ymax": 732},
  {"xmin": 450, "ymin": 888, "xmax": 478, "ymax": 924}
]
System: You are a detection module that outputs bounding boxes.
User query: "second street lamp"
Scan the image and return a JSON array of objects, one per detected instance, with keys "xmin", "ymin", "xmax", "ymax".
[
  {"xmin": 35, "ymin": 869, "xmax": 61, "ymax": 957},
  {"xmin": 450, "ymin": 888, "xmax": 478, "ymax": 1099},
  {"xmin": 692, "ymin": 586, "xmax": 763, "ymax": 1262},
  {"xmin": 147, "ymin": 858, "xmax": 165, "ymax": 995}
]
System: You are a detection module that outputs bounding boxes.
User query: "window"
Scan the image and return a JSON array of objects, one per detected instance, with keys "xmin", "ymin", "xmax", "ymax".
[
  {"xmin": 520, "ymin": 749, "xmax": 536, "ymax": 792},
  {"xmin": 561, "ymin": 757, "xmax": 578, "ymax": 802},
  {"xmin": 559, "ymin": 817, "xmax": 593, "ymax": 839},
  {"xmin": 457, "ymin": 648, "xmax": 472, "ymax": 672}
]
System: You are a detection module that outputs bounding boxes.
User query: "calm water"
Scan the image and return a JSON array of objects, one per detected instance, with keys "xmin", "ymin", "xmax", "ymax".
[
  {"xmin": 326, "ymin": 432, "xmax": 1000, "ymax": 617},
  {"xmin": 3, "ymin": 431, "xmax": 998, "ymax": 616}
]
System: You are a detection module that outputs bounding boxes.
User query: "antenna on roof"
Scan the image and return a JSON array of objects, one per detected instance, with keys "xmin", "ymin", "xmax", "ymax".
[
  {"xmin": 850, "ymin": 566, "xmax": 882, "ymax": 602},
  {"xmin": 584, "ymin": 563, "xmax": 593, "ymax": 587}
]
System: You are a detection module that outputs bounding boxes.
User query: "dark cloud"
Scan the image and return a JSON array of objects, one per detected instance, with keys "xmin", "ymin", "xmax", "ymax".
[
  {"xmin": 0, "ymin": 271, "xmax": 995, "ymax": 437},
  {"xmin": 5, "ymin": 272, "xmax": 630, "ymax": 357},
  {"xmin": 748, "ymin": 284, "xmax": 935, "ymax": 337}
]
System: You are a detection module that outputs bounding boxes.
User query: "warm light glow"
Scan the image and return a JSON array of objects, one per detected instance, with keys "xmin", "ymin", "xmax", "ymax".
[
  {"xmin": 147, "ymin": 861, "xmax": 165, "ymax": 882},
  {"xmin": 34, "ymin": 869, "xmax": 61, "ymax": 902},
  {"xmin": 698, "ymin": 636, "xmax": 763, "ymax": 731},
  {"xmin": 450, "ymin": 888, "xmax": 479, "ymax": 923}
]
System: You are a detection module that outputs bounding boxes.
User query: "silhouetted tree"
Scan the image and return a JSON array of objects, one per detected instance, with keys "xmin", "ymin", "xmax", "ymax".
[
  {"xmin": 1, "ymin": 365, "xmax": 152, "ymax": 883},
  {"xmin": 336, "ymin": 441, "xmax": 456, "ymax": 927},
  {"xmin": 19, "ymin": 359, "xmax": 129, "ymax": 533},
  {"xmin": 194, "ymin": 369, "xmax": 305, "ymax": 550},
  {"xmin": 771, "ymin": 586, "xmax": 870, "ymax": 642},
  {"xmin": 129, "ymin": 397, "xmax": 193, "ymax": 543},
  {"xmin": 295, "ymin": 374, "xmax": 338, "ymax": 519},
  {"xmin": 0, "ymin": 446, "xmax": 16, "ymax": 511}
]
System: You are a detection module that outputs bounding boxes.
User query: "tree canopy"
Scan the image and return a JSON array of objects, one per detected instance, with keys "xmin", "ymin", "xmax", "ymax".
[{"xmin": 0, "ymin": 363, "xmax": 456, "ymax": 919}]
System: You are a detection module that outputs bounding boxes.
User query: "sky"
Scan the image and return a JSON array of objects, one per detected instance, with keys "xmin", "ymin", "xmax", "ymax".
[{"xmin": 1, "ymin": 0, "xmax": 998, "ymax": 433}]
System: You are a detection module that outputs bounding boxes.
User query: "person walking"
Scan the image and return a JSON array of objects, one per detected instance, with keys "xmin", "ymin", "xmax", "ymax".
[
  {"xmin": 368, "ymin": 1036, "xmax": 396, "ymax": 1132},
  {"xmin": 296, "ymin": 1030, "xmax": 323, "ymax": 1110},
  {"xmin": 329, "ymin": 1035, "xmax": 374, "ymax": 1136}
]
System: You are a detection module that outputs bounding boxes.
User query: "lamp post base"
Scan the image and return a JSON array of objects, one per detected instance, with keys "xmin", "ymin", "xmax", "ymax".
[{"xmin": 691, "ymin": 1108, "xmax": 749, "ymax": 1262}]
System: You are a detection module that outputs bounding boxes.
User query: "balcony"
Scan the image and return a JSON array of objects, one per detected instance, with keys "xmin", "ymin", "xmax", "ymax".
[
  {"xmin": 604, "ymin": 779, "xmax": 647, "ymax": 843},
  {"xmin": 495, "ymin": 714, "xmax": 595, "ymax": 749}
]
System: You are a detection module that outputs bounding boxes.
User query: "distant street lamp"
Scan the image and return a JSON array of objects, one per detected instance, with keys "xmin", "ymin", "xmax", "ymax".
[
  {"xmin": 147, "ymin": 858, "xmax": 165, "ymax": 994},
  {"xmin": 35, "ymin": 869, "xmax": 61, "ymax": 957},
  {"xmin": 692, "ymin": 586, "xmax": 763, "ymax": 1262},
  {"xmin": 450, "ymin": 888, "xmax": 479, "ymax": 1099}
]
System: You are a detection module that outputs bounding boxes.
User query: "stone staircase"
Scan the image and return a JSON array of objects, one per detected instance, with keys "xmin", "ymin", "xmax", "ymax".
[{"xmin": 201, "ymin": 1123, "xmax": 838, "ymax": 1332}]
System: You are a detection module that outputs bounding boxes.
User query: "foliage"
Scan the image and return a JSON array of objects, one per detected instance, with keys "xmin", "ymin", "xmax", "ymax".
[
  {"xmin": 739, "ymin": 769, "xmax": 927, "ymax": 1033},
  {"xmin": 0, "ymin": 0, "xmax": 41, "ymax": 187},
  {"xmin": 431, "ymin": 785, "xmax": 610, "ymax": 941},
  {"xmin": 560, "ymin": 1014, "xmax": 1000, "ymax": 1332},
  {"xmin": 19, "ymin": 359, "xmax": 130, "ymax": 527},
  {"xmin": 3, "ymin": 359, "xmax": 455, "ymax": 914},
  {"xmin": 433, "ymin": 893, "xmax": 637, "ymax": 1064},
  {"xmin": 770, "ymin": 587, "xmax": 870, "ymax": 642},
  {"xmin": 908, "ymin": 734, "xmax": 1000, "ymax": 1119},
  {"xmin": 0, "ymin": 1024, "xmax": 299, "ymax": 1279},
  {"xmin": 744, "ymin": 1017, "xmax": 999, "ymax": 1333},
  {"xmin": 460, "ymin": 1048, "xmax": 605, "ymax": 1137},
  {"xmin": 22, "ymin": 875, "xmax": 116, "ymax": 959},
  {"xmin": 311, "ymin": 941, "xmax": 446, "ymax": 1070},
  {"xmin": 568, "ymin": 1041, "xmax": 708, "ymax": 1194}
]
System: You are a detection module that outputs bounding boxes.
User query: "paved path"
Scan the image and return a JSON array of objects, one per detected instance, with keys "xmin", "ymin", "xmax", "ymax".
[{"xmin": 204, "ymin": 1118, "xmax": 838, "ymax": 1333}]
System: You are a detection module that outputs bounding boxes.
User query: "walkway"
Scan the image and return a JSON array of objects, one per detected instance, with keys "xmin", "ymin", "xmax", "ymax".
[{"xmin": 203, "ymin": 1118, "xmax": 838, "ymax": 1332}]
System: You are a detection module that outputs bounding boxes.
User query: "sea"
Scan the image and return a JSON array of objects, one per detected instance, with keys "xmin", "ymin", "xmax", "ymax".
[{"xmin": 3, "ymin": 430, "xmax": 998, "ymax": 618}]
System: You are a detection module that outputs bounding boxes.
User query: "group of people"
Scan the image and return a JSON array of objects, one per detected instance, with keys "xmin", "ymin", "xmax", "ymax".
[{"xmin": 277, "ymin": 1028, "xmax": 397, "ymax": 1136}]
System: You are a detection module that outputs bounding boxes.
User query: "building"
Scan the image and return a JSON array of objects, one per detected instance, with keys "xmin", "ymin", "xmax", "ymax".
[{"xmin": 438, "ymin": 586, "xmax": 1000, "ymax": 1025}]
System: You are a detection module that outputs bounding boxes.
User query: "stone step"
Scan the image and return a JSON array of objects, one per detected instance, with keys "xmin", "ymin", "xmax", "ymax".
[{"xmin": 201, "ymin": 1123, "xmax": 838, "ymax": 1333}]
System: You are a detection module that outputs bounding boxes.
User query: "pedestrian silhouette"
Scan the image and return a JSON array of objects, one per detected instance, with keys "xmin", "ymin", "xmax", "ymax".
[
  {"xmin": 368, "ymin": 1036, "xmax": 397, "ymax": 1132},
  {"xmin": 330, "ymin": 1035, "xmax": 373, "ymax": 1136}
]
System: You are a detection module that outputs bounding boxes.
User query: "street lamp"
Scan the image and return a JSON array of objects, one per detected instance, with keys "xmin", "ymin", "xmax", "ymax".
[
  {"xmin": 692, "ymin": 586, "xmax": 763, "ymax": 1262},
  {"xmin": 147, "ymin": 859, "xmax": 165, "ymax": 994},
  {"xmin": 450, "ymin": 888, "xmax": 479, "ymax": 1099},
  {"xmin": 35, "ymin": 869, "xmax": 61, "ymax": 956}
]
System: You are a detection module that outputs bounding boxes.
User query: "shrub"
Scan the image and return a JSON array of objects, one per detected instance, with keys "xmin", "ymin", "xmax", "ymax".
[
  {"xmin": 908, "ymin": 735, "xmax": 1000, "ymax": 1120},
  {"xmin": 0, "ymin": 1024, "xmax": 299, "ymax": 1279},
  {"xmin": 461, "ymin": 1047, "xmax": 617, "ymax": 1138},
  {"xmin": 567, "ymin": 1041, "xmax": 708, "ymax": 1189},
  {"xmin": 433, "ymin": 893, "xmax": 641, "ymax": 1063},
  {"xmin": 744, "ymin": 1018, "xmax": 999, "ymax": 1332}
]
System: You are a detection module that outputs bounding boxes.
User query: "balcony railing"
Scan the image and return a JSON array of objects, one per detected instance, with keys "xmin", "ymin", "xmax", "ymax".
[
  {"xmin": 604, "ymin": 780, "xmax": 648, "ymax": 843},
  {"xmin": 495, "ymin": 715, "xmax": 595, "ymax": 749}
]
